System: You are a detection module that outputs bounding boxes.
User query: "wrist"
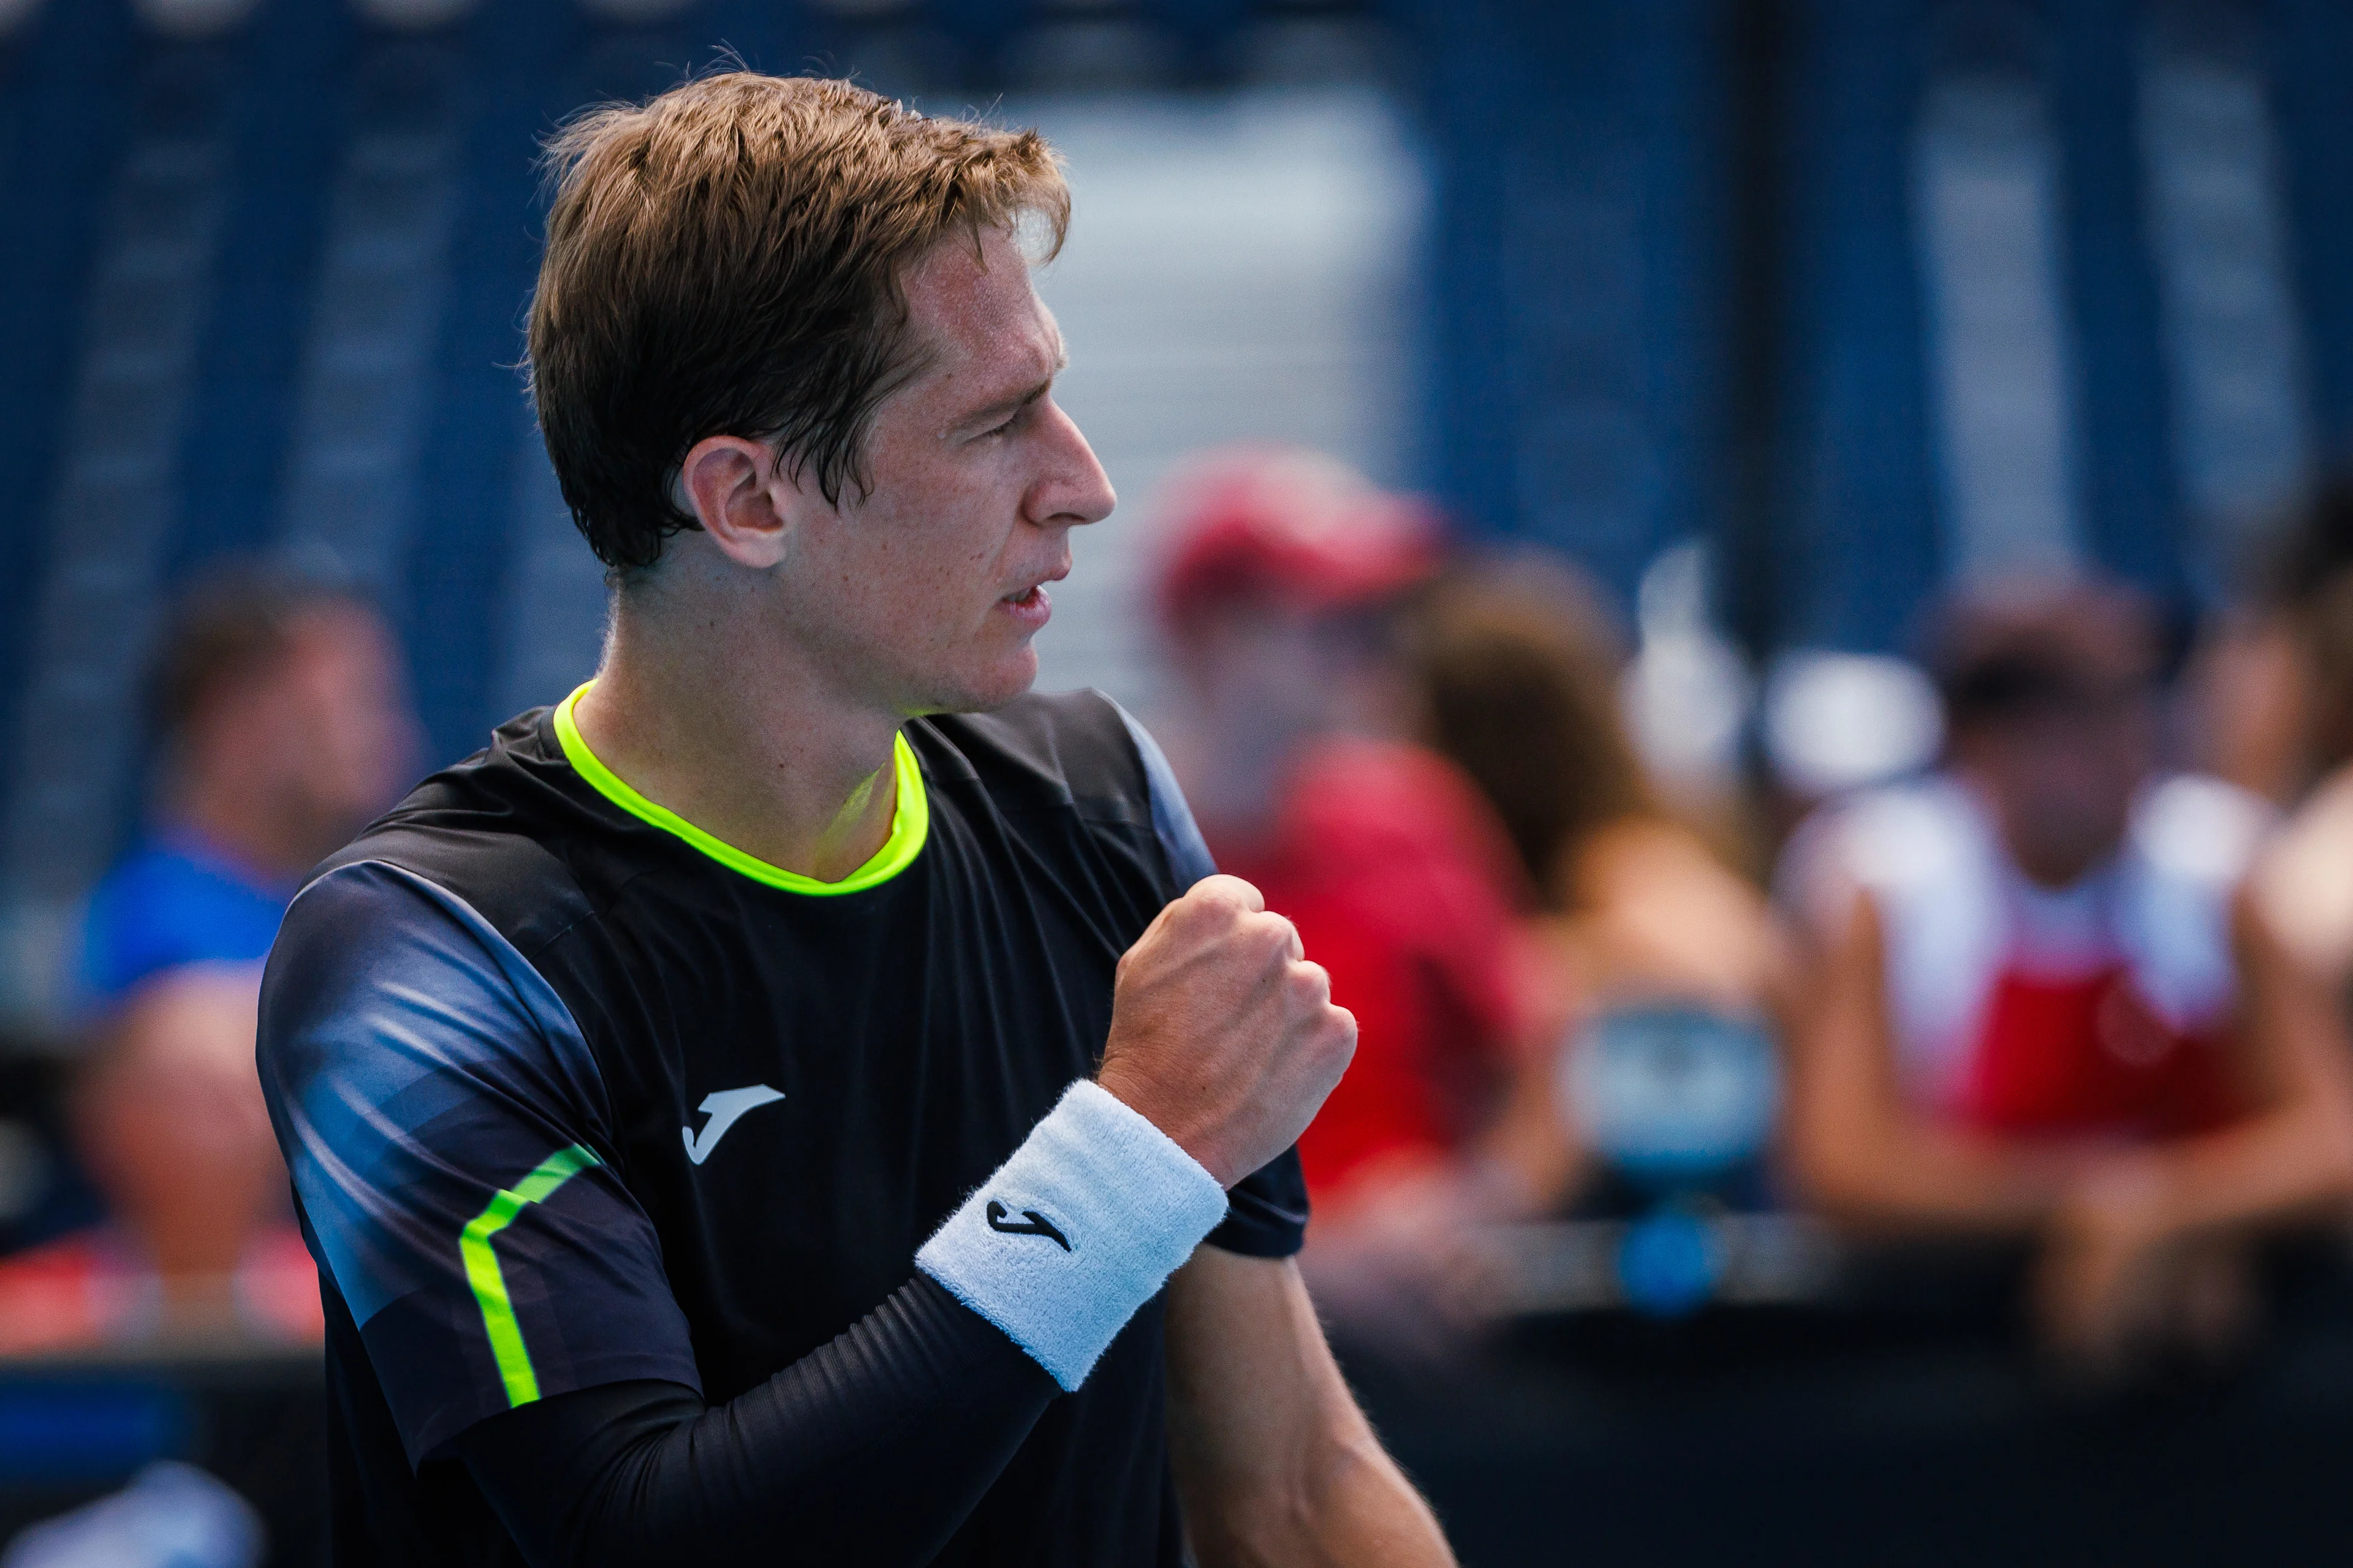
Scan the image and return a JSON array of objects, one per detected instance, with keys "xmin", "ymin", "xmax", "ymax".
[
  {"xmin": 1094, "ymin": 1059, "xmax": 1233, "ymax": 1187},
  {"xmin": 915, "ymin": 1080, "xmax": 1229, "ymax": 1390}
]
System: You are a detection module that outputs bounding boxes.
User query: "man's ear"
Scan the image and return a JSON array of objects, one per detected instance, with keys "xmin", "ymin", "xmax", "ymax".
[{"xmin": 678, "ymin": 435, "xmax": 802, "ymax": 570}]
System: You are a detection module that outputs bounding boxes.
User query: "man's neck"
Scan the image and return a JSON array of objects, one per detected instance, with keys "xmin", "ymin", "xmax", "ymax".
[{"xmin": 575, "ymin": 591, "xmax": 903, "ymax": 884}]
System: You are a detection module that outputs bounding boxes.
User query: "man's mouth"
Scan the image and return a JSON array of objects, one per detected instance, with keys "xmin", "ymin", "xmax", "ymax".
[{"xmin": 999, "ymin": 583, "xmax": 1052, "ymax": 626}]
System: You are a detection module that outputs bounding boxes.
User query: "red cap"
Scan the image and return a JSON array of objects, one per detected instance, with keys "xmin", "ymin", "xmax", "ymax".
[{"xmin": 1151, "ymin": 447, "xmax": 1441, "ymax": 635}]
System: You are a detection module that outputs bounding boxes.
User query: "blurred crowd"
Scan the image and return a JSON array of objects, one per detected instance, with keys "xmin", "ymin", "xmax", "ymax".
[
  {"xmin": 1145, "ymin": 447, "xmax": 2353, "ymax": 1378},
  {"xmin": 0, "ymin": 572, "xmax": 414, "ymax": 1354},
  {"xmin": 13, "ymin": 449, "xmax": 2353, "ymax": 1394}
]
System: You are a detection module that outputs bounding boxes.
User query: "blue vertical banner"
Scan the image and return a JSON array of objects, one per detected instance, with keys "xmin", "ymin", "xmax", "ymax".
[
  {"xmin": 1414, "ymin": 0, "xmax": 1731, "ymax": 613},
  {"xmin": 1773, "ymin": 0, "xmax": 1939, "ymax": 653},
  {"xmin": 2273, "ymin": 0, "xmax": 2353, "ymax": 464},
  {"xmin": 2052, "ymin": 0, "xmax": 2183, "ymax": 600}
]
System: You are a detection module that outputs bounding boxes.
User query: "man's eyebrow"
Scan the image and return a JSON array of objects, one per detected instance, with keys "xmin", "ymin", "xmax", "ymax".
[{"xmin": 961, "ymin": 344, "xmax": 1069, "ymax": 426}]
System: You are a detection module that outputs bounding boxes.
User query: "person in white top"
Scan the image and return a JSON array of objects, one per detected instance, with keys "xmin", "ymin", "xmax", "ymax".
[{"xmin": 1783, "ymin": 580, "xmax": 2353, "ymax": 1368}]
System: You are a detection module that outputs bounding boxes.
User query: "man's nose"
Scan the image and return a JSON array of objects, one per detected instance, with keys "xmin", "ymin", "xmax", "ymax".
[{"xmin": 1036, "ymin": 398, "xmax": 1116, "ymax": 528}]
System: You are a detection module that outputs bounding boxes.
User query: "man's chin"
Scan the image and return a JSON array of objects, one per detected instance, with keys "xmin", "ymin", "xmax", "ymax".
[{"xmin": 913, "ymin": 650, "xmax": 1040, "ymax": 717}]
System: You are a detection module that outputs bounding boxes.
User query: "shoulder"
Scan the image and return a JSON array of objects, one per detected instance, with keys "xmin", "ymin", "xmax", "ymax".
[
  {"xmin": 81, "ymin": 843, "xmax": 288, "ymax": 1001},
  {"xmin": 1577, "ymin": 816, "xmax": 1769, "ymax": 937},
  {"xmin": 315, "ymin": 709, "xmax": 603, "ymax": 958},
  {"xmin": 917, "ymin": 692, "xmax": 1214, "ymax": 897},
  {"xmin": 1773, "ymin": 774, "xmax": 1992, "ymax": 945},
  {"xmin": 2253, "ymin": 765, "xmax": 2353, "ymax": 977},
  {"xmin": 2129, "ymin": 773, "xmax": 2273, "ymax": 895},
  {"xmin": 90, "ymin": 843, "xmax": 235, "ymax": 906},
  {"xmin": 88, "ymin": 841, "xmax": 284, "ymax": 928},
  {"xmin": 2120, "ymin": 775, "xmax": 2268, "ymax": 1023},
  {"xmin": 1284, "ymin": 741, "xmax": 1523, "ymax": 890},
  {"xmin": 261, "ymin": 857, "xmax": 608, "ymax": 1135},
  {"xmin": 1794, "ymin": 775, "xmax": 1984, "ymax": 888}
]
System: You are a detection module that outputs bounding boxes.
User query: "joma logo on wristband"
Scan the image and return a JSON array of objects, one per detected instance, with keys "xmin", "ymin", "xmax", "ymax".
[{"xmin": 985, "ymin": 1200, "xmax": 1072, "ymax": 1251}]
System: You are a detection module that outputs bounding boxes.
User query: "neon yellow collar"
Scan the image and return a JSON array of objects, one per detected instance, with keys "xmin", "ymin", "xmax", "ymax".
[{"xmin": 552, "ymin": 683, "xmax": 928, "ymax": 896}]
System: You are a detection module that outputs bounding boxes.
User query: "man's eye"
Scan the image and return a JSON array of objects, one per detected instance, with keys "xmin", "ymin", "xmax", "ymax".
[{"xmin": 979, "ymin": 399, "xmax": 1040, "ymax": 441}]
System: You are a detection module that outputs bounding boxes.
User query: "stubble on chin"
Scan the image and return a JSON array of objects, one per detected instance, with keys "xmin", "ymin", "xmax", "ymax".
[{"xmin": 900, "ymin": 643, "xmax": 1040, "ymax": 719}]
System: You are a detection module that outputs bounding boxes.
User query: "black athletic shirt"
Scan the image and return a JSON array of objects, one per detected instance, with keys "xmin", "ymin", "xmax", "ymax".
[{"xmin": 256, "ymin": 688, "xmax": 1309, "ymax": 1565}]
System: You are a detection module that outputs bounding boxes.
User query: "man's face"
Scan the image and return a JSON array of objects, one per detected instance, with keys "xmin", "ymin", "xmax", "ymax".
[
  {"xmin": 276, "ymin": 607, "xmax": 417, "ymax": 838},
  {"xmin": 195, "ymin": 605, "xmax": 418, "ymax": 865},
  {"xmin": 1958, "ymin": 684, "xmax": 2159, "ymax": 888},
  {"xmin": 777, "ymin": 225, "xmax": 1116, "ymax": 716},
  {"xmin": 1181, "ymin": 602, "xmax": 1403, "ymax": 750}
]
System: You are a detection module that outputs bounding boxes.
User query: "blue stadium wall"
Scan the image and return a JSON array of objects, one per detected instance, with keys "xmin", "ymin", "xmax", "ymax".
[
  {"xmin": 1422, "ymin": 0, "xmax": 2353, "ymax": 654},
  {"xmin": 3, "ymin": 0, "xmax": 2353, "ymax": 937}
]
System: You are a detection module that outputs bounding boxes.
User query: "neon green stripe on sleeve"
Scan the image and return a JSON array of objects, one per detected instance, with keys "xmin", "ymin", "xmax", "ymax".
[{"xmin": 460, "ymin": 1143, "xmax": 602, "ymax": 1409}]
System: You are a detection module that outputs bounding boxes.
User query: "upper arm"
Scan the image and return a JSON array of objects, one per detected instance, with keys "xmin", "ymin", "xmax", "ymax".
[
  {"xmin": 2230, "ymin": 884, "xmax": 2353, "ymax": 1116},
  {"xmin": 1165, "ymin": 1249, "xmax": 1454, "ymax": 1566},
  {"xmin": 1784, "ymin": 882, "xmax": 1909, "ymax": 1188},
  {"xmin": 1111, "ymin": 698, "xmax": 1216, "ymax": 892},
  {"xmin": 1105, "ymin": 697, "xmax": 1214, "ymax": 890},
  {"xmin": 259, "ymin": 861, "xmax": 700, "ymax": 1465},
  {"xmin": 1163, "ymin": 1248, "xmax": 1365, "ymax": 1510}
]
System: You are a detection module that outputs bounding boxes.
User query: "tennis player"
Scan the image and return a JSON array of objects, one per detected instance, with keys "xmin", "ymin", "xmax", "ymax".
[{"xmin": 256, "ymin": 72, "xmax": 1456, "ymax": 1566}]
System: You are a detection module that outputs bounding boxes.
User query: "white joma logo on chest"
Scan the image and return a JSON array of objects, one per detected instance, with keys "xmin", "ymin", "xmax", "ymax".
[{"xmin": 683, "ymin": 1084, "xmax": 786, "ymax": 1165}]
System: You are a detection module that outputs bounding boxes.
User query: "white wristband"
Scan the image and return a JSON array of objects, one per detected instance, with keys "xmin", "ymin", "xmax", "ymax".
[{"xmin": 915, "ymin": 1079, "xmax": 1229, "ymax": 1390}]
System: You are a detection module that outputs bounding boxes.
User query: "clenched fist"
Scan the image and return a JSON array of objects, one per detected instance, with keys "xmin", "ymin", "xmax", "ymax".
[{"xmin": 1096, "ymin": 874, "xmax": 1357, "ymax": 1188}]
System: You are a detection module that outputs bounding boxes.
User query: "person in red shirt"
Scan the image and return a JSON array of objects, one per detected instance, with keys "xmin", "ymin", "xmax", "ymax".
[
  {"xmin": 1783, "ymin": 581, "xmax": 2353, "ymax": 1366},
  {"xmin": 1150, "ymin": 449, "xmax": 1533, "ymax": 1348}
]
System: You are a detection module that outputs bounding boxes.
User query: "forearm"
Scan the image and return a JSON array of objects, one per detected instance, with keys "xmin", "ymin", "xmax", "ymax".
[
  {"xmin": 1167, "ymin": 1251, "xmax": 1453, "ymax": 1568},
  {"xmin": 1796, "ymin": 1112, "xmax": 2081, "ymax": 1234},
  {"xmin": 461, "ymin": 1274, "xmax": 1056, "ymax": 1567},
  {"xmin": 1787, "ymin": 892, "xmax": 2073, "ymax": 1235},
  {"xmin": 2155, "ymin": 893, "xmax": 2353, "ymax": 1237},
  {"xmin": 2138, "ymin": 1101, "xmax": 2353, "ymax": 1238},
  {"xmin": 1180, "ymin": 1411, "xmax": 1451, "ymax": 1568},
  {"xmin": 463, "ymin": 1079, "xmax": 1235, "ymax": 1566}
]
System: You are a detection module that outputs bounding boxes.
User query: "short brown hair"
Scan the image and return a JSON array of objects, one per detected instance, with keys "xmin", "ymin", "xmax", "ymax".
[
  {"xmin": 2270, "ymin": 477, "xmax": 2353, "ymax": 774},
  {"xmin": 1923, "ymin": 578, "xmax": 2161, "ymax": 732},
  {"xmin": 528, "ymin": 74, "xmax": 1069, "ymax": 575},
  {"xmin": 149, "ymin": 565, "xmax": 369, "ymax": 744},
  {"xmin": 1413, "ymin": 557, "xmax": 1651, "ymax": 906}
]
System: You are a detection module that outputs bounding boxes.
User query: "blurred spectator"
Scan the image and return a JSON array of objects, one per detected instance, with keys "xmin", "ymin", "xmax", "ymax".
[
  {"xmin": 77, "ymin": 570, "xmax": 415, "ymax": 1009},
  {"xmin": 2243, "ymin": 482, "xmax": 2353, "ymax": 991},
  {"xmin": 1412, "ymin": 560, "xmax": 1784, "ymax": 1231},
  {"xmin": 1782, "ymin": 578, "xmax": 2353, "ymax": 1368},
  {"xmin": 1151, "ymin": 449, "xmax": 1533, "ymax": 1349},
  {"xmin": 2191, "ymin": 476, "xmax": 2353, "ymax": 808},
  {"xmin": 0, "ymin": 568, "xmax": 415, "ymax": 1352}
]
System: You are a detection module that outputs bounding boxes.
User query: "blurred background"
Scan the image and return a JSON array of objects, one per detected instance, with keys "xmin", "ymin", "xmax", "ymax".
[{"xmin": 4, "ymin": 1, "xmax": 2353, "ymax": 1564}]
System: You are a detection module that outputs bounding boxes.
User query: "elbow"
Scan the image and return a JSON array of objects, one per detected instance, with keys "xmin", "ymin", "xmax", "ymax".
[
  {"xmin": 1188, "ymin": 1442, "xmax": 1343, "ymax": 1566},
  {"xmin": 1190, "ymin": 1424, "xmax": 1444, "ymax": 1568},
  {"xmin": 1299, "ymin": 1426, "xmax": 1398, "ymax": 1528}
]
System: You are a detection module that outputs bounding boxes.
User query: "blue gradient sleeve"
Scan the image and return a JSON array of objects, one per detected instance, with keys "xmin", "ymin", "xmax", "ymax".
[
  {"xmin": 257, "ymin": 860, "xmax": 700, "ymax": 1467},
  {"xmin": 1110, "ymin": 701, "xmax": 1217, "ymax": 892}
]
